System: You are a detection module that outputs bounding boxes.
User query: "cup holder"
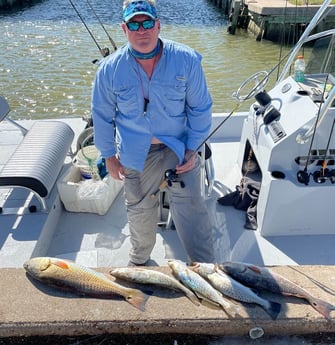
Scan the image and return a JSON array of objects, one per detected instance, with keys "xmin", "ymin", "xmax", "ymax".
[
  {"xmin": 271, "ymin": 171, "xmax": 285, "ymax": 179},
  {"xmin": 297, "ymin": 90, "xmax": 311, "ymax": 96}
]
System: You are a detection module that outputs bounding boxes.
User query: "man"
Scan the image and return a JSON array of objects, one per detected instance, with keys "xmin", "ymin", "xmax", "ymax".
[{"xmin": 92, "ymin": 0, "xmax": 215, "ymax": 265}]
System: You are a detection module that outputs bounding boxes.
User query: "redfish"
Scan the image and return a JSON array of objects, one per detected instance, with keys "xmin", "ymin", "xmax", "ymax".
[
  {"xmin": 23, "ymin": 257, "xmax": 149, "ymax": 311},
  {"xmin": 220, "ymin": 261, "xmax": 335, "ymax": 319}
]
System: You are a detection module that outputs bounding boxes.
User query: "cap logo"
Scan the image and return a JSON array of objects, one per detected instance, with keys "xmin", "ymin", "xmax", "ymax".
[{"xmin": 123, "ymin": 1, "xmax": 157, "ymax": 22}]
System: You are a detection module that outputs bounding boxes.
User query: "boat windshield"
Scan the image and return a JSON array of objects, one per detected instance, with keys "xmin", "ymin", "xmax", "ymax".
[{"xmin": 305, "ymin": 33, "xmax": 335, "ymax": 75}]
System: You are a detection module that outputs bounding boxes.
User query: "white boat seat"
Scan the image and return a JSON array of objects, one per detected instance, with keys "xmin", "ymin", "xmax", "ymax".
[{"xmin": 0, "ymin": 121, "xmax": 74, "ymax": 212}]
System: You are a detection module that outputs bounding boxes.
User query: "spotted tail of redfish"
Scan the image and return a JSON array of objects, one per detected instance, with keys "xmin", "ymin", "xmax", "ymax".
[
  {"xmin": 309, "ymin": 297, "xmax": 335, "ymax": 320},
  {"xmin": 126, "ymin": 288, "xmax": 150, "ymax": 312}
]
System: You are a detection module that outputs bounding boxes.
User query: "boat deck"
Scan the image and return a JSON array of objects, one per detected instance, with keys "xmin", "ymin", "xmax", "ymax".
[
  {"xmin": 2, "ymin": 112, "xmax": 335, "ymax": 270},
  {"xmin": 0, "ymin": 115, "xmax": 244, "ymax": 269}
]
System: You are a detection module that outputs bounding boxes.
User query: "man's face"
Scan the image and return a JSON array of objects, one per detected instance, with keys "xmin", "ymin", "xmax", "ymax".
[{"xmin": 122, "ymin": 14, "xmax": 160, "ymax": 53}]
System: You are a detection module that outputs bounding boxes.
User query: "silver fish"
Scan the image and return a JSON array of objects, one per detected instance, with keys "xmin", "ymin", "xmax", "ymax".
[
  {"xmin": 191, "ymin": 262, "xmax": 281, "ymax": 320},
  {"xmin": 24, "ymin": 257, "xmax": 149, "ymax": 311},
  {"xmin": 110, "ymin": 267, "xmax": 200, "ymax": 306},
  {"xmin": 220, "ymin": 261, "xmax": 335, "ymax": 320},
  {"xmin": 168, "ymin": 260, "xmax": 239, "ymax": 317}
]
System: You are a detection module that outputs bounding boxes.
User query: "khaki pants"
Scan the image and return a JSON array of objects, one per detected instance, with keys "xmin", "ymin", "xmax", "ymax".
[{"xmin": 124, "ymin": 144, "xmax": 214, "ymax": 264}]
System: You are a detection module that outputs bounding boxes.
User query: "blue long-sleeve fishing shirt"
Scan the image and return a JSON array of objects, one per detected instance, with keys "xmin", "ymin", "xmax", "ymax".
[{"xmin": 92, "ymin": 38, "xmax": 212, "ymax": 172}]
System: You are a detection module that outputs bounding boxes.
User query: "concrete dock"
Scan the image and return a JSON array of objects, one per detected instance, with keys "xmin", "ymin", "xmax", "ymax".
[{"xmin": 1, "ymin": 265, "xmax": 335, "ymax": 339}]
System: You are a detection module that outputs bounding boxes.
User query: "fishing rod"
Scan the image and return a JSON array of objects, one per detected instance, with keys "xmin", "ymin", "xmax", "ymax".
[
  {"xmin": 69, "ymin": 0, "xmax": 110, "ymax": 59},
  {"xmin": 297, "ymin": 77, "xmax": 330, "ymax": 185},
  {"xmin": 318, "ymin": 117, "xmax": 335, "ymax": 180},
  {"xmin": 85, "ymin": 0, "xmax": 117, "ymax": 52},
  {"xmin": 309, "ymin": 116, "xmax": 335, "ymax": 184},
  {"xmin": 150, "ymin": 47, "xmax": 302, "ymax": 196},
  {"xmin": 193, "ymin": 46, "xmax": 296, "ymax": 156}
]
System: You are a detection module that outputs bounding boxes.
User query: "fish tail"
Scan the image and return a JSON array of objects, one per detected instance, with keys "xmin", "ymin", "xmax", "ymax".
[
  {"xmin": 265, "ymin": 301, "xmax": 282, "ymax": 320},
  {"xmin": 220, "ymin": 301, "xmax": 240, "ymax": 318},
  {"xmin": 310, "ymin": 297, "xmax": 335, "ymax": 320},
  {"xmin": 185, "ymin": 291, "xmax": 201, "ymax": 306},
  {"xmin": 126, "ymin": 289, "xmax": 150, "ymax": 312}
]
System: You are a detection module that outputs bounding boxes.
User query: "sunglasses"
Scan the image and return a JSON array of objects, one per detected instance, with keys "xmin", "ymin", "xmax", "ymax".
[{"xmin": 126, "ymin": 19, "xmax": 156, "ymax": 31}]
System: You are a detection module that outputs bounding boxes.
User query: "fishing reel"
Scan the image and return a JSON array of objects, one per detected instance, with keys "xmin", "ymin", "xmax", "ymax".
[
  {"xmin": 297, "ymin": 168, "xmax": 335, "ymax": 185},
  {"xmin": 297, "ymin": 169, "xmax": 310, "ymax": 185},
  {"xmin": 313, "ymin": 169, "xmax": 335, "ymax": 184},
  {"xmin": 164, "ymin": 169, "xmax": 185, "ymax": 188},
  {"xmin": 150, "ymin": 169, "xmax": 185, "ymax": 199}
]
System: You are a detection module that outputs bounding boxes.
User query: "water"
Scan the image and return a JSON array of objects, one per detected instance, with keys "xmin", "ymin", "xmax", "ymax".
[{"xmin": 0, "ymin": 0, "xmax": 285, "ymax": 120}]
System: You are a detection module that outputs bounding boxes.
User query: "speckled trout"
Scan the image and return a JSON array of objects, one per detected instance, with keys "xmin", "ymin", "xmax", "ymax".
[
  {"xmin": 220, "ymin": 261, "xmax": 335, "ymax": 320},
  {"xmin": 191, "ymin": 262, "xmax": 281, "ymax": 320},
  {"xmin": 168, "ymin": 260, "xmax": 240, "ymax": 317},
  {"xmin": 23, "ymin": 257, "xmax": 149, "ymax": 311},
  {"xmin": 110, "ymin": 267, "xmax": 200, "ymax": 306}
]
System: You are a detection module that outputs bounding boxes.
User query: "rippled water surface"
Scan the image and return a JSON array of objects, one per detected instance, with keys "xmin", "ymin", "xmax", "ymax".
[{"xmin": 0, "ymin": 0, "xmax": 285, "ymax": 119}]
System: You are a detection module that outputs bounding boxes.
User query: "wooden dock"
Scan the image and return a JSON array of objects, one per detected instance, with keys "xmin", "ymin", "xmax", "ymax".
[{"xmin": 209, "ymin": 0, "xmax": 335, "ymax": 42}]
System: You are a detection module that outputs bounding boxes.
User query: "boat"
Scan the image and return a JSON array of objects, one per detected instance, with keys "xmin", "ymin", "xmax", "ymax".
[
  {"xmin": 2, "ymin": 2, "xmax": 335, "ymax": 343},
  {"xmin": 0, "ymin": 0, "xmax": 335, "ymax": 271}
]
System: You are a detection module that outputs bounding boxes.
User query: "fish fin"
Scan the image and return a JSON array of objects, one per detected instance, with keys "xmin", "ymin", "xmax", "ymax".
[
  {"xmin": 185, "ymin": 291, "xmax": 201, "ymax": 306},
  {"xmin": 189, "ymin": 262, "xmax": 200, "ymax": 272},
  {"xmin": 265, "ymin": 301, "xmax": 282, "ymax": 320},
  {"xmin": 247, "ymin": 264, "xmax": 262, "ymax": 274},
  {"xmin": 193, "ymin": 291, "xmax": 220, "ymax": 309},
  {"xmin": 219, "ymin": 301, "xmax": 240, "ymax": 318},
  {"xmin": 125, "ymin": 289, "xmax": 150, "ymax": 312},
  {"xmin": 200, "ymin": 298, "xmax": 222, "ymax": 310},
  {"xmin": 310, "ymin": 297, "xmax": 335, "ymax": 320},
  {"xmin": 52, "ymin": 260, "xmax": 70, "ymax": 269}
]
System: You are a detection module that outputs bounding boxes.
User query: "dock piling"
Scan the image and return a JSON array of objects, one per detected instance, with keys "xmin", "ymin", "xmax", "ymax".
[{"xmin": 208, "ymin": 0, "xmax": 335, "ymax": 42}]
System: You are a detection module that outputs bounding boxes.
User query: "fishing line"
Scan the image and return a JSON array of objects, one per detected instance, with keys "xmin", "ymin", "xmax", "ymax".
[
  {"xmin": 276, "ymin": 0, "xmax": 288, "ymax": 80},
  {"xmin": 85, "ymin": 0, "xmax": 117, "ymax": 52},
  {"xmin": 192, "ymin": 47, "xmax": 295, "ymax": 156},
  {"xmin": 68, "ymin": 0, "xmax": 110, "ymax": 58},
  {"xmin": 160, "ymin": 46, "xmax": 308, "ymax": 190},
  {"xmin": 297, "ymin": 76, "xmax": 330, "ymax": 185},
  {"xmin": 303, "ymin": 75, "xmax": 330, "ymax": 171},
  {"xmin": 321, "ymin": 116, "xmax": 335, "ymax": 171}
]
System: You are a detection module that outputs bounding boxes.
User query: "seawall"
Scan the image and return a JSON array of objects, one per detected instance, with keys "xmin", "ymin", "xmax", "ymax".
[{"xmin": 1, "ymin": 265, "xmax": 335, "ymax": 340}]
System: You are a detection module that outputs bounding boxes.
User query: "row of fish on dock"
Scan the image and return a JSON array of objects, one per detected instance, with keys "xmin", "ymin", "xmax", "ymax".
[{"xmin": 23, "ymin": 257, "xmax": 335, "ymax": 320}]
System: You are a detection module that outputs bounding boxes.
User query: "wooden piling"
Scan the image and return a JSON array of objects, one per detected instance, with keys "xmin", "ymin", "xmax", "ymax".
[
  {"xmin": 0, "ymin": 0, "xmax": 39, "ymax": 10},
  {"xmin": 227, "ymin": 0, "xmax": 241, "ymax": 35},
  {"xmin": 208, "ymin": 0, "xmax": 335, "ymax": 42},
  {"xmin": 224, "ymin": 0, "xmax": 230, "ymax": 15}
]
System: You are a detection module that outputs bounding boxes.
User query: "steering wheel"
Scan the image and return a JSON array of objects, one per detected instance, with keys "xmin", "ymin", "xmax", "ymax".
[{"xmin": 233, "ymin": 71, "xmax": 269, "ymax": 101}]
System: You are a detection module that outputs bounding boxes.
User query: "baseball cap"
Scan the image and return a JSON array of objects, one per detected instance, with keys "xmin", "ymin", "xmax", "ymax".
[{"xmin": 123, "ymin": 0, "xmax": 157, "ymax": 22}]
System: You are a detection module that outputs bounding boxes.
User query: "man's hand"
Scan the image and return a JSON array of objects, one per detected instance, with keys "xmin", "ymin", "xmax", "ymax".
[
  {"xmin": 106, "ymin": 155, "xmax": 125, "ymax": 180},
  {"xmin": 175, "ymin": 149, "xmax": 196, "ymax": 174}
]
